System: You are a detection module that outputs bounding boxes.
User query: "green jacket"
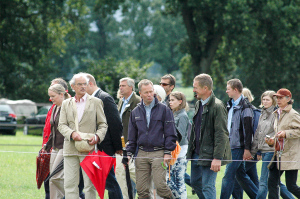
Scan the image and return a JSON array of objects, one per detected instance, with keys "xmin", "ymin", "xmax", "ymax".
[
  {"xmin": 118, "ymin": 92, "xmax": 141, "ymax": 142},
  {"xmin": 187, "ymin": 93, "xmax": 232, "ymax": 166}
]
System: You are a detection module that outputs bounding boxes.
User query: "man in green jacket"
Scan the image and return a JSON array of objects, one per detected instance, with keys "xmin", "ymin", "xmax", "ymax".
[
  {"xmin": 187, "ymin": 73, "xmax": 231, "ymax": 198},
  {"xmin": 116, "ymin": 77, "xmax": 141, "ymax": 199}
]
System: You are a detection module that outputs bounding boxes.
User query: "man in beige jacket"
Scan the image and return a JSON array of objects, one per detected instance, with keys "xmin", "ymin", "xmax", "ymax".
[{"xmin": 58, "ymin": 73, "xmax": 107, "ymax": 199}]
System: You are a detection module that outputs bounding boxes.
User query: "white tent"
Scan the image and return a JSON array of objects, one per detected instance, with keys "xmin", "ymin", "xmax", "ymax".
[{"xmin": 0, "ymin": 98, "xmax": 37, "ymax": 118}]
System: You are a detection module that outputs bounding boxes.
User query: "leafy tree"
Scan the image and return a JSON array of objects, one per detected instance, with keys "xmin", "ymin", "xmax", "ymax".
[
  {"xmin": 168, "ymin": 0, "xmax": 300, "ymax": 107},
  {"xmin": 0, "ymin": 0, "xmax": 88, "ymax": 102},
  {"xmin": 235, "ymin": 1, "xmax": 300, "ymax": 107},
  {"xmin": 91, "ymin": 0, "xmax": 186, "ymax": 73},
  {"xmin": 85, "ymin": 57, "xmax": 152, "ymax": 99}
]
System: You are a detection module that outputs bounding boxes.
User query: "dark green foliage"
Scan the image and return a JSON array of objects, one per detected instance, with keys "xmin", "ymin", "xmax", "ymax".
[
  {"xmin": 0, "ymin": 0, "xmax": 88, "ymax": 102},
  {"xmin": 85, "ymin": 57, "xmax": 151, "ymax": 98}
]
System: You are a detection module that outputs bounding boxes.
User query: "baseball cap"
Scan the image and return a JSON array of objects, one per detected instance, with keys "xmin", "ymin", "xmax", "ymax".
[{"xmin": 273, "ymin": 88, "xmax": 292, "ymax": 98}]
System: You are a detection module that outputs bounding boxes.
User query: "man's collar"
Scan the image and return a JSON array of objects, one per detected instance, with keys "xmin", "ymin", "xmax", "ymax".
[
  {"xmin": 74, "ymin": 93, "xmax": 88, "ymax": 102},
  {"xmin": 123, "ymin": 91, "xmax": 134, "ymax": 102},
  {"xmin": 143, "ymin": 98, "xmax": 155, "ymax": 108},
  {"xmin": 232, "ymin": 94, "xmax": 243, "ymax": 106},
  {"xmin": 91, "ymin": 88, "xmax": 100, "ymax": 97},
  {"xmin": 201, "ymin": 92, "xmax": 212, "ymax": 105}
]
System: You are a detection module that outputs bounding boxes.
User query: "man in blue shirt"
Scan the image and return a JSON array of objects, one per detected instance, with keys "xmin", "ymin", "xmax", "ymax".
[
  {"xmin": 221, "ymin": 79, "xmax": 258, "ymax": 199},
  {"xmin": 126, "ymin": 79, "xmax": 177, "ymax": 199}
]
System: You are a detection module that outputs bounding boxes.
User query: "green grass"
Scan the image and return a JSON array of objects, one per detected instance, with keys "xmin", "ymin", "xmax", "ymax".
[
  {"xmin": 0, "ymin": 131, "xmax": 44, "ymax": 198},
  {"xmin": 0, "ymin": 131, "xmax": 298, "ymax": 198}
]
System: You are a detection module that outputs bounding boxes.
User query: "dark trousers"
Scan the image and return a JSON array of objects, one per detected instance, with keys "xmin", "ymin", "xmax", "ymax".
[
  {"xmin": 232, "ymin": 159, "xmax": 259, "ymax": 199},
  {"xmin": 105, "ymin": 165, "xmax": 123, "ymax": 199},
  {"xmin": 268, "ymin": 163, "xmax": 300, "ymax": 199},
  {"xmin": 44, "ymin": 175, "xmax": 50, "ymax": 199}
]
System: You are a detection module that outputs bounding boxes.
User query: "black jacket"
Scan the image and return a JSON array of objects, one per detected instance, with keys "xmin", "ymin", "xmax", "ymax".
[{"xmin": 94, "ymin": 88, "xmax": 123, "ymax": 156}]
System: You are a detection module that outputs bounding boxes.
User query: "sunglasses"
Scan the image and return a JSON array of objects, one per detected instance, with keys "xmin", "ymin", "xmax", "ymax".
[{"xmin": 160, "ymin": 82, "xmax": 170, "ymax": 86}]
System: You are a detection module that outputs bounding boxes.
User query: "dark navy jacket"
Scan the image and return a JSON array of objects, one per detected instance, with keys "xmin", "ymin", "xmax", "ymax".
[{"xmin": 126, "ymin": 97, "xmax": 177, "ymax": 156}]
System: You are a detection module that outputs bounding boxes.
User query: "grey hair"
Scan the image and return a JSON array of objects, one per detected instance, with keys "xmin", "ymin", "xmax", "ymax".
[
  {"xmin": 138, "ymin": 79, "xmax": 153, "ymax": 91},
  {"xmin": 119, "ymin": 77, "xmax": 135, "ymax": 91},
  {"xmin": 69, "ymin": 72, "xmax": 89, "ymax": 87},
  {"xmin": 153, "ymin": 85, "xmax": 166, "ymax": 102}
]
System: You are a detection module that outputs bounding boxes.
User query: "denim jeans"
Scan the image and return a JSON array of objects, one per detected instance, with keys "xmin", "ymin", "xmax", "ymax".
[
  {"xmin": 167, "ymin": 157, "xmax": 187, "ymax": 199},
  {"xmin": 257, "ymin": 152, "xmax": 294, "ymax": 199},
  {"xmin": 184, "ymin": 173, "xmax": 191, "ymax": 187},
  {"xmin": 221, "ymin": 148, "xmax": 258, "ymax": 199},
  {"xmin": 268, "ymin": 157, "xmax": 300, "ymax": 199},
  {"xmin": 191, "ymin": 153, "xmax": 217, "ymax": 199},
  {"xmin": 233, "ymin": 156, "xmax": 259, "ymax": 199},
  {"xmin": 106, "ymin": 165, "xmax": 123, "ymax": 199}
]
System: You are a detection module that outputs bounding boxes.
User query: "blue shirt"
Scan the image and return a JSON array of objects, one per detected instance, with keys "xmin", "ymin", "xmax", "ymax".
[
  {"xmin": 201, "ymin": 96, "xmax": 211, "ymax": 106},
  {"xmin": 143, "ymin": 99, "xmax": 155, "ymax": 127},
  {"xmin": 120, "ymin": 92, "xmax": 134, "ymax": 119},
  {"xmin": 227, "ymin": 95, "xmax": 243, "ymax": 134}
]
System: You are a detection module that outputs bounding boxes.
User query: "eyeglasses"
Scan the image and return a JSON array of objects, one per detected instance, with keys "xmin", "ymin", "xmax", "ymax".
[
  {"xmin": 160, "ymin": 82, "xmax": 170, "ymax": 86},
  {"xmin": 76, "ymin": 83, "xmax": 87, "ymax": 87}
]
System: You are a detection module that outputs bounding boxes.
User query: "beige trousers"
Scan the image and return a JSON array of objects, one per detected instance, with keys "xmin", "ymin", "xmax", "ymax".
[
  {"xmin": 135, "ymin": 150, "xmax": 172, "ymax": 198},
  {"xmin": 49, "ymin": 149, "xmax": 64, "ymax": 199},
  {"xmin": 115, "ymin": 154, "xmax": 136, "ymax": 199},
  {"xmin": 64, "ymin": 155, "xmax": 96, "ymax": 199}
]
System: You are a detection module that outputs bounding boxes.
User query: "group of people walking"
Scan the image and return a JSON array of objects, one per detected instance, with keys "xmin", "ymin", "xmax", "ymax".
[{"xmin": 40, "ymin": 72, "xmax": 300, "ymax": 199}]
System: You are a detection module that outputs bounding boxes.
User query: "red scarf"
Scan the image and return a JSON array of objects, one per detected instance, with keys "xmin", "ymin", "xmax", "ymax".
[{"xmin": 42, "ymin": 104, "xmax": 55, "ymax": 145}]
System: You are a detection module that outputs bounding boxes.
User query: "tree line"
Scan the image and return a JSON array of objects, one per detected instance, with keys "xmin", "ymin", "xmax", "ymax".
[{"xmin": 1, "ymin": 0, "xmax": 300, "ymax": 107}]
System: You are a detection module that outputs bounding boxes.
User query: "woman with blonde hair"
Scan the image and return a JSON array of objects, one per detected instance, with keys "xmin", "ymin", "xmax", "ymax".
[
  {"xmin": 44, "ymin": 84, "xmax": 70, "ymax": 199},
  {"xmin": 167, "ymin": 91, "xmax": 189, "ymax": 199},
  {"xmin": 242, "ymin": 88, "xmax": 255, "ymax": 102}
]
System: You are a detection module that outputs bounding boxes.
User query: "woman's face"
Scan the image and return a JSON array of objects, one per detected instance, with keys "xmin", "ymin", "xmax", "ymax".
[
  {"xmin": 262, "ymin": 95, "xmax": 273, "ymax": 109},
  {"xmin": 276, "ymin": 96, "xmax": 290, "ymax": 109},
  {"xmin": 169, "ymin": 95, "xmax": 182, "ymax": 111},
  {"xmin": 48, "ymin": 90, "xmax": 64, "ymax": 106}
]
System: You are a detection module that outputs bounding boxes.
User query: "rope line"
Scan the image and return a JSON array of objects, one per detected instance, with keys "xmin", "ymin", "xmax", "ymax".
[{"xmin": 0, "ymin": 150, "xmax": 297, "ymax": 163}]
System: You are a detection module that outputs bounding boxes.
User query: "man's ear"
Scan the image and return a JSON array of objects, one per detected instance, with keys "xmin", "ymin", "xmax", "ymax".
[{"xmin": 170, "ymin": 85, "xmax": 175, "ymax": 91}]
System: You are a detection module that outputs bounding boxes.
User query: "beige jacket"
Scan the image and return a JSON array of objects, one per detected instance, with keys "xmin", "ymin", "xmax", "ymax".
[
  {"xmin": 251, "ymin": 106, "xmax": 276, "ymax": 155},
  {"xmin": 271, "ymin": 104, "xmax": 300, "ymax": 170},
  {"xmin": 58, "ymin": 95, "xmax": 108, "ymax": 156}
]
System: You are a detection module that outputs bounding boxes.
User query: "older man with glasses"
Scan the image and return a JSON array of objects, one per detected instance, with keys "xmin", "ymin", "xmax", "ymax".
[
  {"xmin": 58, "ymin": 73, "xmax": 108, "ymax": 199},
  {"xmin": 160, "ymin": 74, "xmax": 176, "ymax": 107}
]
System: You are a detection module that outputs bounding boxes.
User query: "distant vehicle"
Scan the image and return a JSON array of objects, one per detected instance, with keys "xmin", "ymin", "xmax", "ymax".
[
  {"xmin": 0, "ymin": 98, "xmax": 37, "ymax": 122},
  {"xmin": 24, "ymin": 106, "xmax": 51, "ymax": 135},
  {"xmin": 0, "ymin": 104, "xmax": 17, "ymax": 135}
]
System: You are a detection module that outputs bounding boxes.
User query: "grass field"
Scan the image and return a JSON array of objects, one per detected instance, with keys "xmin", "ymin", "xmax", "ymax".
[{"xmin": 0, "ymin": 131, "xmax": 298, "ymax": 198}]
